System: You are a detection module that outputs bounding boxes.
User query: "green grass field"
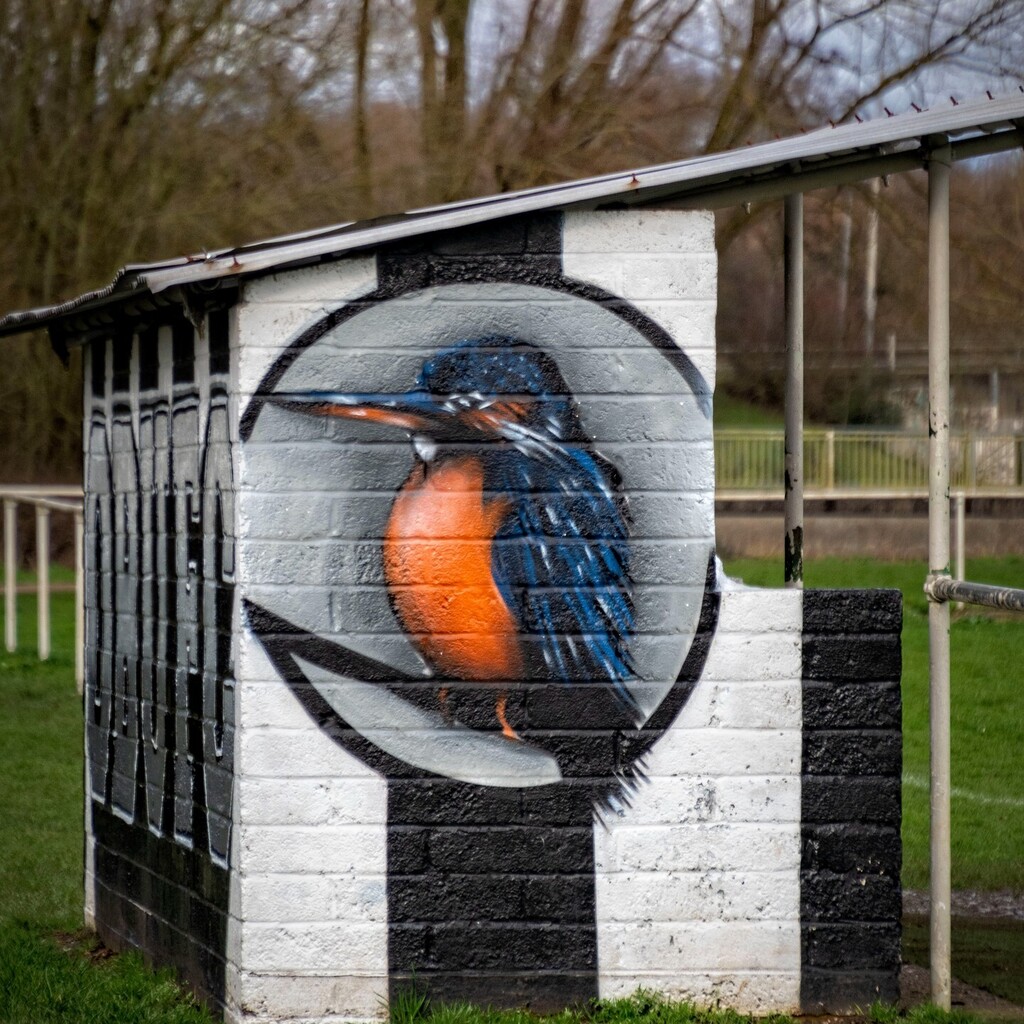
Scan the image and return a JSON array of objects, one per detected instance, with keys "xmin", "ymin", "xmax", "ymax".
[{"xmin": 2, "ymin": 562, "xmax": 1021, "ymax": 1021}]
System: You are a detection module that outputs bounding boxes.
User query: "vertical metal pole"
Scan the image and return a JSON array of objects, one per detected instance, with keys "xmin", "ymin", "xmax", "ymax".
[
  {"xmin": 4, "ymin": 500, "xmax": 16, "ymax": 653},
  {"xmin": 864, "ymin": 177, "xmax": 881, "ymax": 356},
  {"xmin": 74, "ymin": 509, "xmax": 85, "ymax": 694},
  {"xmin": 784, "ymin": 193, "xmax": 804, "ymax": 587},
  {"xmin": 826, "ymin": 430, "xmax": 836, "ymax": 491},
  {"xmin": 927, "ymin": 144, "xmax": 953, "ymax": 1012},
  {"xmin": 36, "ymin": 505, "xmax": 50, "ymax": 661}
]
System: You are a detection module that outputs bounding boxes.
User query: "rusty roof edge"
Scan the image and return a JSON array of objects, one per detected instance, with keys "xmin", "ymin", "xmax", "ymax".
[{"xmin": 3, "ymin": 92, "xmax": 1023, "ymax": 338}]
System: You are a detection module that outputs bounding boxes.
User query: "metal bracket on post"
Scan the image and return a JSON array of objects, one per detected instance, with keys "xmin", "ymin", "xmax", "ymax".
[{"xmin": 784, "ymin": 192, "xmax": 804, "ymax": 588}]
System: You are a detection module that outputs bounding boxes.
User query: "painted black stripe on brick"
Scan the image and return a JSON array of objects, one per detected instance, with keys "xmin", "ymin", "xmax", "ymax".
[
  {"xmin": 388, "ymin": 781, "xmax": 598, "ymax": 1010},
  {"xmin": 801, "ymin": 589, "xmax": 902, "ymax": 1015},
  {"xmin": 92, "ymin": 804, "xmax": 228, "ymax": 1014}
]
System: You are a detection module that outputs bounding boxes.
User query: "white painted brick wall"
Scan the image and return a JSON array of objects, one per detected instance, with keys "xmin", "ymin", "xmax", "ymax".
[
  {"xmin": 228, "ymin": 211, "xmax": 800, "ymax": 1022},
  {"xmin": 593, "ymin": 589, "xmax": 802, "ymax": 1015},
  {"xmin": 563, "ymin": 209, "xmax": 717, "ymax": 390}
]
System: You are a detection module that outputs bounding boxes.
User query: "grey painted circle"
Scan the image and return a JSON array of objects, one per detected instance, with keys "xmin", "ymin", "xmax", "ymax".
[{"xmin": 243, "ymin": 281, "xmax": 714, "ymax": 785}]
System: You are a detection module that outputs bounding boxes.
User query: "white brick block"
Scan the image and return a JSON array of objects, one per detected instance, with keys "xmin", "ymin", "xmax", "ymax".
[
  {"xmin": 700, "ymin": 632, "xmax": 801, "ymax": 682},
  {"xmin": 640, "ymin": 728, "xmax": 800, "ymax": 777},
  {"xmin": 241, "ymin": 922, "xmax": 388, "ymax": 973},
  {"xmin": 238, "ymin": 777, "xmax": 386, "ymax": 826},
  {"xmin": 716, "ymin": 589, "xmax": 802, "ymax": 633},
  {"xmin": 621, "ymin": 254, "xmax": 717, "ymax": 301},
  {"xmin": 598, "ymin": 972, "xmax": 800, "ymax": 1015},
  {"xmin": 599, "ymin": 822, "xmax": 800, "ymax": 874},
  {"xmin": 601, "ymin": 775, "xmax": 799, "ymax": 826},
  {"xmin": 238, "ymin": 873, "xmax": 387, "ymax": 923},
  {"xmin": 700, "ymin": 680, "xmax": 801, "ymax": 729},
  {"xmin": 237, "ymin": 681, "xmax": 318, "ymax": 732},
  {"xmin": 595, "ymin": 869, "xmax": 799, "ymax": 923},
  {"xmin": 599, "ymin": 920, "xmax": 800, "ymax": 973},
  {"xmin": 243, "ymin": 257, "xmax": 377, "ymax": 305},
  {"xmin": 563, "ymin": 252, "xmax": 623, "ymax": 294},
  {"xmin": 234, "ymin": 972, "xmax": 387, "ymax": 1022},
  {"xmin": 239, "ymin": 728, "xmax": 376, "ymax": 779},
  {"xmin": 236, "ymin": 304, "xmax": 338, "ymax": 396},
  {"xmin": 239, "ymin": 921, "xmax": 387, "ymax": 974},
  {"xmin": 237, "ymin": 825, "xmax": 386, "ymax": 875},
  {"xmin": 563, "ymin": 209, "xmax": 715, "ymax": 254}
]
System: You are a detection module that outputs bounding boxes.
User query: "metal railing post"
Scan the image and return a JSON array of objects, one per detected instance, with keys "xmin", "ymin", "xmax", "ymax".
[
  {"xmin": 926, "ymin": 143, "xmax": 953, "ymax": 1012},
  {"xmin": 4, "ymin": 500, "xmax": 16, "ymax": 653},
  {"xmin": 35, "ymin": 505, "xmax": 51, "ymax": 660},
  {"xmin": 784, "ymin": 192, "xmax": 804, "ymax": 587}
]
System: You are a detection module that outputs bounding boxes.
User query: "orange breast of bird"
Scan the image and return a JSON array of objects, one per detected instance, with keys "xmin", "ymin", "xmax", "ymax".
[{"xmin": 383, "ymin": 455, "xmax": 523, "ymax": 683}]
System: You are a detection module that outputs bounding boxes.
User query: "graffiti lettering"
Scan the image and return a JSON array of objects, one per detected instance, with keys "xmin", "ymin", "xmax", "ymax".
[{"xmin": 84, "ymin": 321, "xmax": 235, "ymax": 866}]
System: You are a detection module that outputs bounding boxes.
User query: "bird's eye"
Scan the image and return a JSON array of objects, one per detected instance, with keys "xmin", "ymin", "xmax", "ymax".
[{"xmin": 413, "ymin": 434, "xmax": 438, "ymax": 463}]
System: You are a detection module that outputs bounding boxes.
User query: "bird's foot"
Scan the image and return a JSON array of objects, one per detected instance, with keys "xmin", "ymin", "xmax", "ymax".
[
  {"xmin": 496, "ymin": 691, "xmax": 521, "ymax": 742},
  {"xmin": 437, "ymin": 686, "xmax": 453, "ymax": 723}
]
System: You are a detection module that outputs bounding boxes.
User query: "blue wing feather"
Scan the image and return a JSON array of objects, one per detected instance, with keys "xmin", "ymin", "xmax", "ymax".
[{"xmin": 487, "ymin": 427, "xmax": 639, "ymax": 714}]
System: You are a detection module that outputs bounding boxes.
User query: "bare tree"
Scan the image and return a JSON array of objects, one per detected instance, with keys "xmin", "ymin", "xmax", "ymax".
[{"xmin": 3, "ymin": 0, "xmax": 1023, "ymax": 478}]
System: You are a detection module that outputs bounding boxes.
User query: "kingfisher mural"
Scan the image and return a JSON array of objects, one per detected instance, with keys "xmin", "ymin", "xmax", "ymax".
[
  {"xmin": 242, "ymin": 276, "xmax": 717, "ymax": 795},
  {"xmin": 267, "ymin": 336, "xmax": 639, "ymax": 741},
  {"xmin": 240, "ymin": 265, "xmax": 718, "ymax": 1005}
]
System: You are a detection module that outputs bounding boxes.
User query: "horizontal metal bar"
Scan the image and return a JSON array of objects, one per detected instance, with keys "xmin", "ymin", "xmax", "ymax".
[
  {"xmin": 926, "ymin": 575, "xmax": 1024, "ymax": 611},
  {"xmin": 716, "ymin": 487, "xmax": 1024, "ymax": 501},
  {"xmin": 0, "ymin": 485, "xmax": 83, "ymax": 498}
]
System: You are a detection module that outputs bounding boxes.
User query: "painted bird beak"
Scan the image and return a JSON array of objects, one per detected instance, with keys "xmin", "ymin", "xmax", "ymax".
[
  {"xmin": 265, "ymin": 390, "xmax": 518, "ymax": 442},
  {"xmin": 266, "ymin": 390, "xmax": 448, "ymax": 434}
]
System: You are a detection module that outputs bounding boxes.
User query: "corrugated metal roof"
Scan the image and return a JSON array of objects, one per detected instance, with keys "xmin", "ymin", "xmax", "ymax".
[{"xmin": 2, "ymin": 92, "xmax": 1022, "ymax": 339}]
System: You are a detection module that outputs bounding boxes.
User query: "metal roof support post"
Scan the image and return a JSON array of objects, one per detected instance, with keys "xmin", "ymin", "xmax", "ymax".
[
  {"xmin": 784, "ymin": 192, "xmax": 804, "ymax": 588},
  {"xmin": 927, "ymin": 143, "xmax": 953, "ymax": 1012},
  {"xmin": 74, "ymin": 509, "xmax": 84, "ymax": 694}
]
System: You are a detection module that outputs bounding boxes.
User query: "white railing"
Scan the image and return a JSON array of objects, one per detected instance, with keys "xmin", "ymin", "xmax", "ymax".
[
  {"xmin": 1, "ymin": 486, "xmax": 84, "ymax": 692},
  {"xmin": 716, "ymin": 428, "xmax": 1024, "ymax": 493}
]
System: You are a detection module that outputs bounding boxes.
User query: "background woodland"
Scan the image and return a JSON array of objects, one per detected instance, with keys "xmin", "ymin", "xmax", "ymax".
[{"xmin": 2, "ymin": 0, "xmax": 1023, "ymax": 481}]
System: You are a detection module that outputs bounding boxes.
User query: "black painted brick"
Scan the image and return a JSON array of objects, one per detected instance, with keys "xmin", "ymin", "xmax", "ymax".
[
  {"xmin": 388, "ymin": 780, "xmax": 523, "ymax": 825},
  {"xmin": 800, "ymin": 969, "xmax": 900, "ymax": 1013},
  {"xmin": 802, "ymin": 589, "xmax": 902, "ymax": 1015},
  {"xmin": 802, "ymin": 775, "xmax": 901, "ymax": 824},
  {"xmin": 426, "ymin": 826, "xmax": 594, "ymax": 874},
  {"xmin": 91, "ymin": 804, "xmax": 227, "ymax": 1013},
  {"xmin": 389, "ymin": 875, "xmax": 522, "ymax": 922},
  {"xmin": 803, "ymin": 634, "xmax": 901, "ymax": 682},
  {"xmin": 800, "ymin": 871, "xmax": 902, "ymax": 922},
  {"xmin": 387, "ymin": 827, "xmax": 429, "ymax": 873},
  {"xmin": 802, "ymin": 922, "xmax": 901, "ymax": 970},
  {"xmin": 389, "ymin": 971, "xmax": 597, "ymax": 1012},
  {"xmin": 802, "ymin": 681, "xmax": 901, "ymax": 730},
  {"xmin": 802, "ymin": 823, "xmax": 901, "ymax": 876},
  {"xmin": 441, "ymin": 923, "xmax": 595, "ymax": 972},
  {"xmin": 521, "ymin": 875, "xmax": 596, "ymax": 921},
  {"xmin": 802, "ymin": 590, "xmax": 903, "ymax": 635},
  {"xmin": 803, "ymin": 730, "xmax": 902, "ymax": 776}
]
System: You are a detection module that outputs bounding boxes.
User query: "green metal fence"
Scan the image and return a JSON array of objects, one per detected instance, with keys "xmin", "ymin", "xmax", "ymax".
[{"xmin": 715, "ymin": 429, "xmax": 1024, "ymax": 492}]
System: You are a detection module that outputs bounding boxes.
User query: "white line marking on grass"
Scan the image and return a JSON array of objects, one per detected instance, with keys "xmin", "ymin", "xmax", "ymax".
[{"xmin": 904, "ymin": 772, "xmax": 1024, "ymax": 809}]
